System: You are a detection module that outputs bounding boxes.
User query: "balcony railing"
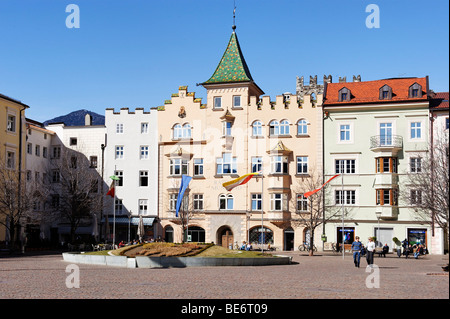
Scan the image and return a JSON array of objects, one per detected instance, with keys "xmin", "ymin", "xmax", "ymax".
[{"xmin": 370, "ymin": 135, "xmax": 403, "ymax": 151}]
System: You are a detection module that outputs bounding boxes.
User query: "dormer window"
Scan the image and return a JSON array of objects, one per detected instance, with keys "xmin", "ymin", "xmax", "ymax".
[
  {"xmin": 379, "ymin": 85, "xmax": 392, "ymax": 100},
  {"xmin": 338, "ymin": 87, "xmax": 351, "ymax": 102},
  {"xmin": 409, "ymin": 83, "xmax": 422, "ymax": 98}
]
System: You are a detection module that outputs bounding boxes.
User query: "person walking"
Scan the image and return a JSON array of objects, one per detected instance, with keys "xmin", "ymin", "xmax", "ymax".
[
  {"xmin": 366, "ymin": 237, "xmax": 376, "ymax": 267},
  {"xmin": 351, "ymin": 236, "xmax": 363, "ymax": 268}
]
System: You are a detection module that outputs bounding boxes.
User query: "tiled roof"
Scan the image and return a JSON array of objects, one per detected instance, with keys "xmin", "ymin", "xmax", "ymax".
[
  {"xmin": 430, "ymin": 92, "xmax": 449, "ymax": 110},
  {"xmin": 324, "ymin": 77, "xmax": 428, "ymax": 105},
  {"xmin": 204, "ymin": 32, "xmax": 254, "ymax": 84}
]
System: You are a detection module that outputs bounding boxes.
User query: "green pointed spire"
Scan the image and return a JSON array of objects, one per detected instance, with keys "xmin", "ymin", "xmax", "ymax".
[{"xmin": 204, "ymin": 32, "xmax": 254, "ymax": 84}]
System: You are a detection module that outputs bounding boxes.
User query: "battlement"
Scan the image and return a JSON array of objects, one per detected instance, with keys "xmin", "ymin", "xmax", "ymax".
[
  {"xmin": 158, "ymin": 86, "xmax": 206, "ymax": 111},
  {"xmin": 249, "ymin": 92, "xmax": 323, "ymax": 111},
  {"xmin": 105, "ymin": 107, "xmax": 153, "ymax": 115}
]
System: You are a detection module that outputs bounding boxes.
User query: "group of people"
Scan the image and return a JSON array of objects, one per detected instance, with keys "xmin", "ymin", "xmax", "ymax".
[
  {"xmin": 401, "ymin": 239, "xmax": 427, "ymax": 259},
  {"xmin": 351, "ymin": 236, "xmax": 377, "ymax": 268},
  {"xmin": 239, "ymin": 241, "xmax": 253, "ymax": 251}
]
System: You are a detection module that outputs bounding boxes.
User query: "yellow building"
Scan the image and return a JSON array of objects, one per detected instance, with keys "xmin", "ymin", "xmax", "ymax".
[
  {"xmin": 157, "ymin": 28, "xmax": 323, "ymax": 251},
  {"xmin": 0, "ymin": 93, "xmax": 29, "ymax": 243}
]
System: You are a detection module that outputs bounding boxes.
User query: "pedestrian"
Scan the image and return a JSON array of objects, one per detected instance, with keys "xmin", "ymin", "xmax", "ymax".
[
  {"xmin": 351, "ymin": 236, "xmax": 363, "ymax": 268},
  {"xmin": 366, "ymin": 237, "xmax": 376, "ymax": 266}
]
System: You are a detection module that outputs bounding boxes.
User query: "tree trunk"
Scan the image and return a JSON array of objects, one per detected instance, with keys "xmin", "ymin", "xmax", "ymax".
[{"xmin": 309, "ymin": 229, "xmax": 315, "ymax": 256}]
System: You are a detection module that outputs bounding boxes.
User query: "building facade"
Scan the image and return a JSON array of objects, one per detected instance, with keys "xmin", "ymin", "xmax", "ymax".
[
  {"xmin": 322, "ymin": 77, "xmax": 436, "ymax": 252},
  {"xmin": 104, "ymin": 108, "xmax": 159, "ymax": 242},
  {"xmin": 157, "ymin": 30, "xmax": 323, "ymax": 250}
]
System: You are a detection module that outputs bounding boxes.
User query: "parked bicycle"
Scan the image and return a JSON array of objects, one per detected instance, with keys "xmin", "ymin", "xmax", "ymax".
[{"xmin": 298, "ymin": 243, "xmax": 317, "ymax": 252}]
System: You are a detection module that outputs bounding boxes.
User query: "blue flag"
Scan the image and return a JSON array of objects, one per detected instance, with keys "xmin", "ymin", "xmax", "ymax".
[{"xmin": 176, "ymin": 175, "xmax": 192, "ymax": 217}]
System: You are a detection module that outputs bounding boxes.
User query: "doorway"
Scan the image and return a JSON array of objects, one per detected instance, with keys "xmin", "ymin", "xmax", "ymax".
[
  {"xmin": 218, "ymin": 226, "xmax": 234, "ymax": 249},
  {"xmin": 284, "ymin": 228, "xmax": 294, "ymax": 251}
]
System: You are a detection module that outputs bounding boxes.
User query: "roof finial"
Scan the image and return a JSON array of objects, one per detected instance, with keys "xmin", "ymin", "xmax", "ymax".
[{"xmin": 232, "ymin": 1, "xmax": 236, "ymax": 31}]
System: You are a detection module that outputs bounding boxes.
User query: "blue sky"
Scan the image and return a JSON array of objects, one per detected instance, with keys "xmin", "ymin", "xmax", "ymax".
[{"xmin": 0, "ymin": 0, "xmax": 448, "ymax": 122}]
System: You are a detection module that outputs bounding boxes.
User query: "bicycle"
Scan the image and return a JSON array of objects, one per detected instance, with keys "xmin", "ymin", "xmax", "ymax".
[{"xmin": 298, "ymin": 243, "xmax": 317, "ymax": 252}]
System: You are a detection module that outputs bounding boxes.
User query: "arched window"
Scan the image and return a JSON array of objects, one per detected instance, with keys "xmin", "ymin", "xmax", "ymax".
[
  {"xmin": 269, "ymin": 120, "xmax": 280, "ymax": 136},
  {"xmin": 219, "ymin": 194, "xmax": 234, "ymax": 210},
  {"xmin": 182, "ymin": 123, "xmax": 191, "ymax": 138},
  {"xmin": 173, "ymin": 124, "xmax": 182, "ymax": 139},
  {"xmin": 249, "ymin": 226, "xmax": 274, "ymax": 245},
  {"xmin": 280, "ymin": 120, "xmax": 290, "ymax": 135},
  {"xmin": 252, "ymin": 120, "xmax": 263, "ymax": 137},
  {"xmin": 297, "ymin": 119, "xmax": 308, "ymax": 135}
]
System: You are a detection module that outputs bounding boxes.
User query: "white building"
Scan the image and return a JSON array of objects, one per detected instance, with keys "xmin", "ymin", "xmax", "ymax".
[{"xmin": 104, "ymin": 108, "xmax": 158, "ymax": 242}]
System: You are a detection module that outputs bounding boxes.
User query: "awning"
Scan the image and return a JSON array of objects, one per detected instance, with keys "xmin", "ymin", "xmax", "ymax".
[{"xmin": 101, "ymin": 217, "xmax": 155, "ymax": 226}]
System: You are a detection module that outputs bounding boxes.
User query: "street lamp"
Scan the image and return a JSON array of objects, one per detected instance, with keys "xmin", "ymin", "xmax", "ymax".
[{"xmin": 375, "ymin": 211, "xmax": 382, "ymax": 247}]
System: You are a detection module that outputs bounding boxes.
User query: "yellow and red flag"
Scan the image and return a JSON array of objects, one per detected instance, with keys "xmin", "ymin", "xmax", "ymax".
[{"xmin": 222, "ymin": 172, "xmax": 260, "ymax": 191}]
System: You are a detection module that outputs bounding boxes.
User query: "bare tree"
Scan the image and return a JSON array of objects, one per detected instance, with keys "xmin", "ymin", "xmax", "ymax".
[
  {"xmin": 0, "ymin": 158, "xmax": 43, "ymax": 252},
  {"xmin": 400, "ymin": 131, "xmax": 449, "ymax": 254},
  {"xmin": 291, "ymin": 167, "xmax": 343, "ymax": 256},
  {"xmin": 46, "ymin": 147, "xmax": 103, "ymax": 243}
]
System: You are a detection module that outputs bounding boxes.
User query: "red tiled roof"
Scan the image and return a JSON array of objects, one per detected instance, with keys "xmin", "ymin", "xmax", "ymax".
[
  {"xmin": 430, "ymin": 92, "xmax": 449, "ymax": 110},
  {"xmin": 324, "ymin": 77, "xmax": 428, "ymax": 105}
]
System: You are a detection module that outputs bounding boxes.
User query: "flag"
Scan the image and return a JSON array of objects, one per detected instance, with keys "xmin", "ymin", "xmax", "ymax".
[
  {"xmin": 106, "ymin": 175, "xmax": 120, "ymax": 197},
  {"xmin": 106, "ymin": 181, "xmax": 115, "ymax": 197},
  {"xmin": 176, "ymin": 175, "xmax": 192, "ymax": 217},
  {"xmin": 222, "ymin": 172, "xmax": 260, "ymax": 192},
  {"xmin": 304, "ymin": 174, "xmax": 340, "ymax": 198}
]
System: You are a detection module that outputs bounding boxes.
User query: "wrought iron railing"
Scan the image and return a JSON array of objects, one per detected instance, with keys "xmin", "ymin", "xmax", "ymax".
[{"xmin": 370, "ymin": 135, "xmax": 403, "ymax": 149}]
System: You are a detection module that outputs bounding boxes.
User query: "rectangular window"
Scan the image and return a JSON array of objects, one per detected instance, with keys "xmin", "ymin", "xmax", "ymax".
[
  {"xmin": 376, "ymin": 157, "xmax": 397, "ymax": 173},
  {"xmin": 376, "ymin": 189, "xmax": 398, "ymax": 206},
  {"xmin": 70, "ymin": 137, "xmax": 77, "ymax": 146},
  {"xmin": 270, "ymin": 193, "xmax": 286, "ymax": 211},
  {"xmin": 90, "ymin": 156, "xmax": 98, "ymax": 168},
  {"xmin": 139, "ymin": 171, "xmax": 148, "ymax": 187},
  {"xmin": 335, "ymin": 159, "xmax": 356, "ymax": 174},
  {"xmin": 141, "ymin": 123, "xmax": 148, "ymax": 134},
  {"xmin": 214, "ymin": 97, "xmax": 222, "ymax": 109},
  {"xmin": 7, "ymin": 115, "xmax": 16, "ymax": 132},
  {"xmin": 52, "ymin": 146, "xmax": 61, "ymax": 159},
  {"xmin": 43, "ymin": 147, "xmax": 48, "ymax": 158},
  {"xmin": 233, "ymin": 95, "xmax": 241, "ymax": 108},
  {"xmin": 410, "ymin": 189, "xmax": 422, "ymax": 205},
  {"xmin": 410, "ymin": 157, "xmax": 422, "ymax": 173},
  {"xmin": 251, "ymin": 194, "xmax": 262, "ymax": 211},
  {"xmin": 170, "ymin": 158, "xmax": 188, "ymax": 176},
  {"xmin": 35, "ymin": 145, "xmax": 40, "ymax": 157},
  {"xmin": 169, "ymin": 194, "xmax": 178, "ymax": 211},
  {"xmin": 222, "ymin": 121, "xmax": 232, "ymax": 136},
  {"xmin": 115, "ymin": 146, "xmax": 124, "ymax": 159},
  {"xmin": 297, "ymin": 194, "xmax": 308, "ymax": 212},
  {"xmin": 251, "ymin": 157, "xmax": 262, "ymax": 173},
  {"xmin": 51, "ymin": 194, "xmax": 60, "ymax": 208},
  {"xmin": 26, "ymin": 170, "xmax": 32, "ymax": 181},
  {"xmin": 114, "ymin": 170, "xmax": 123, "ymax": 186},
  {"xmin": 6, "ymin": 151, "xmax": 15, "ymax": 169},
  {"xmin": 194, "ymin": 159, "xmax": 204, "ymax": 176},
  {"xmin": 27, "ymin": 143, "xmax": 32, "ymax": 155},
  {"xmin": 339, "ymin": 124, "xmax": 350, "ymax": 141},
  {"xmin": 271, "ymin": 156, "xmax": 288, "ymax": 174},
  {"xmin": 216, "ymin": 153, "xmax": 237, "ymax": 175},
  {"xmin": 51, "ymin": 169, "xmax": 60, "ymax": 183},
  {"xmin": 116, "ymin": 123, "xmax": 123, "ymax": 133},
  {"xmin": 296, "ymin": 156, "xmax": 308, "ymax": 174},
  {"xmin": 115, "ymin": 199, "xmax": 123, "ymax": 214},
  {"xmin": 140, "ymin": 146, "xmax": 149, "ymax": 159},
  {"xmin": 410, "ymin": 122, "xmax": 422, "ymax": 139},
  {"xmin": 335, "ymin": 190, "xmax": 356, "ymax": 205},
  {"xmin": 193, "ymin": 194, "xmax": 204, "ymax": 210},
  {"xmin": 139, "ymin": 199, "xmax": 148, "ymax": 215}
]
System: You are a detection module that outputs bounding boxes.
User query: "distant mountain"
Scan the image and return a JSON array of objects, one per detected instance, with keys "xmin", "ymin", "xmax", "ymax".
[{"xmin": 44, "ymin": 109, "xmax": 105, "ymax": 126}]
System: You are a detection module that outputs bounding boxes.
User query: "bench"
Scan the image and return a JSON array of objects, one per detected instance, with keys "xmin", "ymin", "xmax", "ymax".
[
  {"xmin": 251, "ymin": 244, "xmax": 276, "ymax": 251},
  {"xmin": 375, "ymin": 247, "xmax": 389, "ymax": 257}
]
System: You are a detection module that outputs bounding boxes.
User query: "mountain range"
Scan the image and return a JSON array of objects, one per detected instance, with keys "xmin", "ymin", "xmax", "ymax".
[{"xmin": 43, "ymin": 109, "xmax": 105, "ymax": 126}]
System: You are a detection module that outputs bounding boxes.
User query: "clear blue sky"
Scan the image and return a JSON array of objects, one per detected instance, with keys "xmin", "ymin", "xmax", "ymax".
[{"xmin": 1, "ymin": 0, "xmax": 448, "ymax": 122}]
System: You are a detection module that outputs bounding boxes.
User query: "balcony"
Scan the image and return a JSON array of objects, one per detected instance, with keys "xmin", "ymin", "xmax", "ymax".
[
  {"xmin": 374, "ymin": 173, "xmax": 399, "ymax": 187},
  {"xmin": 370, "ymin": 135, "xmax": 402, "ymax": 155}
]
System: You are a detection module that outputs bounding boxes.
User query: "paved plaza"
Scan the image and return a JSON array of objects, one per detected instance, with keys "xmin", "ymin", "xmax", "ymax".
[{"xmin": 0, "ymin": 251, "xmax": 448, "ymax": 300}]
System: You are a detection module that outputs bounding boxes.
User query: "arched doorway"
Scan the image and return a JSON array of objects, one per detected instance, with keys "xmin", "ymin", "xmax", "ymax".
[
  {"xmin": 284, "ymin": 227, "xmax": 294, "ymax": 251},
  {"xmin": 249, "ymin": 226, "xmax": 273, "ymax": 245},
  {"xmin": 217, "ymin": 226, "xmax": 234, "ymax": 249},
  {"xmin": 164, "ymin": 226, "xmax": 173, "ymax": 243}
]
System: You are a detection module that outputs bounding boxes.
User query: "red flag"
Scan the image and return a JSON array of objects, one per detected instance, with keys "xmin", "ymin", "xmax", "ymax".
[
  {"xmin": 106, "ymin": 181, "xmax": 115, "ymax": 197},
  {"xmin": 304, "ymin": 174, "xmax": 340, "ymax": 198}
]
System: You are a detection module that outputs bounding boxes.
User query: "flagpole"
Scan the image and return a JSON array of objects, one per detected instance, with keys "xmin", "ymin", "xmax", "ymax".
[
  {"xmin": 341, "ymin": 163, "xmax": 344, "ymax": 260},
  {"xmin": 261, "ymin": 168, "xmax": 264, "ymax": 254},
  {"xmin": 113, "ymin": 165, "xmax": 116, "ymax": 249}
]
